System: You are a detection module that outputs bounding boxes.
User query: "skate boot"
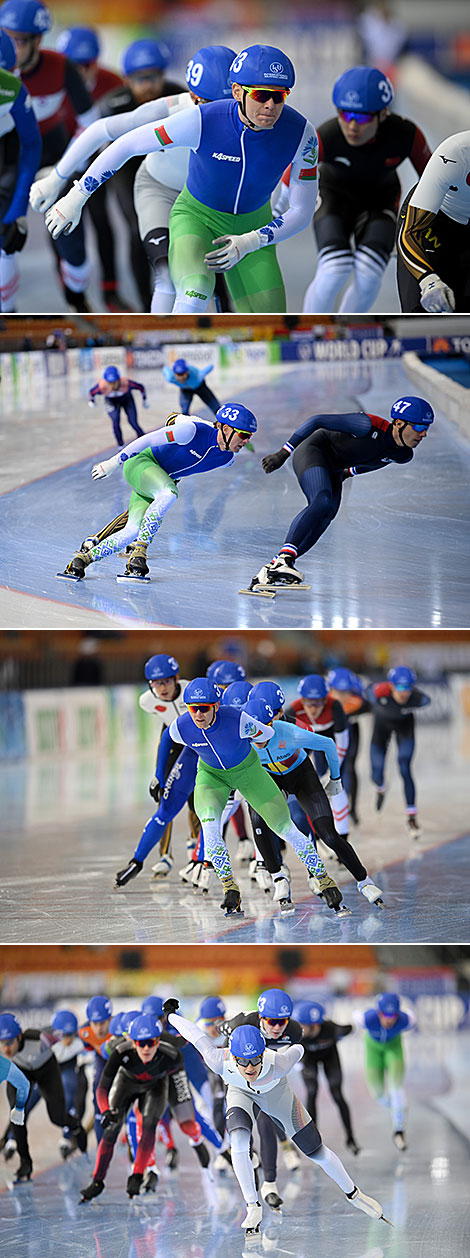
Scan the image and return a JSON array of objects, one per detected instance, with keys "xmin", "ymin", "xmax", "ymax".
[
  {"xmin": 347, "ymin": 1186, "xmax": 390, "ymax": 1223},
  {"xmin": 393, "ymin": 1130, "xmax": 407, "ymax": 1151},
  {"xmin": 179, "ymin": 858, "xmax": 196, "ymax": 883},
  {"xmin": 249, "ymin": 857, "xmax": 258, "ymax": 882},
  {"xmin": 15, "ymin": 1156, "xmax": 33, "ymax": 1182},
  {"xmin": 200, "ymin": 862, "xmax": 214, "ymax": 894},
  {"xmin": 80, "ymin": 1177, "xmax": 105, "ymax": 1202},
  {"xmin": 281, "ymin": 1140, "xmax": 302, "ymax": 1171},
  {"xmin": 143, "ymin": 1167, "xmax": 158, "ymax": 1192},
  {"xmin": 165, "ymin": 1147, "xmax": 179, "ymax": 1170},
  {"xmin": 272, "ymin": 875, "xmax": 295, "ymax": 914},
  {"xmin": 220, "ymin": 879, "xmax": 243, "ymax": 916},
  {"xmin": 357, "ymin": 877, "xmax": 384, "ymax": 907},
  {"xmin": 58, "ymin": 1137, "xmax": 73, "ymax": 1160},
  {"xmin": 236, "ymin": 837, "xmax": 254, "ymax": 864},
  {"xmin": 406, "ymin": 816, "xmax": 421, "ymax": 838},
  {"xmin": 80, "ymin": 534, "xmax": 99, "ymax": 553},
  {"xmin": 193, "ymin": 1141, "xmax": 210, "ymax": 1168},
  {"xmin": 63, "ymin": 285, "xmax": 91, "ymax": 314},
  {"xmin": 127, "ymin": 1171, "xmax": 143, "ymax": 1198},
  {"xmin": 261, "ymin": 1180, "xmax": 283, "ymax": 1209},
  {"xmin": 376, "ymin": 789, "xmax": 386, "ymax": 812},
  {"xmin": 115, "ymin": 858, "xmax": 143, "ymax": 887},
  {"xmin": 346, "ymin": 1135, "xmax": 361, "ymax": 1155},
  {"xmin": 350, "ymin": 806, "xmax": 359, "ymax": 826},
  {"xmin": 213, "ymin": 1148, "xmax": 233, "ymax": 1173},
  {"xmin": 151, "ymin": 855, "xmax": 173, "ymax": 879},
  {"xmin": 250, "ymin": 554, "xmax": 304, "ymax": 592},
  {"xmin": 255, "ymin": 861, "xmax": 272, "ymax": 893},
  {"xmin": 309, "ymin": 871, "xmax": 344, "ymax": 912},
  {"xmin": 242, "ymin": 1201, "xmax": 262, "ymax": 1233},
  {"xmin": 191, "ymin": 860, "xmax": 205, "ymax": 890},
  {"xmin": 57, "ymin": 551, "xmax": 91, "ymax": 581},
  {"xmin": 3, "ymin": 1138, "xmax": 17, "ymax": 1161},
  {"xmin": 117, "ymin": 542, "xmax": 150, "ymax": 583}
]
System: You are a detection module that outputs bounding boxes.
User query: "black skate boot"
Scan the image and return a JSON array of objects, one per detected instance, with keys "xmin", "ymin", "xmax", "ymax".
[
  {"xmin": 63, "ymin": 285, "xmax": 91, "ymax": 314},
  {"xmin": 80, "ymin": 1177, "xmax": 105, "ymax": 1202},
  {"xmin": 346, "ymin": 1135, "xmax": 361, "ymax": 1155},
  {"xmin": 309, "ymin": 871, "xmax": 346, "ymax": 913},
  {"xmin": 115, "ymin": 858, "xmax": 143, "ymax": 887},
  {"xmin": 143, "ymin": 1168, "xmax": 159, "ymax": 1192},
  {"xmin": 57, "ymin": 552, "xmax": 91, "ymax": 581},
  {"xmin": 220, "ymin": 879, "xmax": 243, "ymax": 916},
  {"xmin": 376, "ymin": 790, "xmax": 386, "ymax": 812},
  {"xmin": 349, "ymin": 806, "xmax": 359, "ymax": 826},
  {"xmin": 127, "ymin": 1172, "xmax": 143, "ymax": 1198},
  {"xmin": 117, "ymin": 542, "xmax": 150, "ymax": 584},
  {"xmin": 193, "ymin": 1142, "xmax": 210, "ymax": 1168},
  {"xmin": 166, "ymin": 1147, "xmax": 179, "ymax": 1170},
  {"xmin": 71, "ymin": 1121, "xmax": 87, "ymax": 1152},
  {"xmin": 15, "ymin": 1156, "xmax": 33, "ymax": 1182}
]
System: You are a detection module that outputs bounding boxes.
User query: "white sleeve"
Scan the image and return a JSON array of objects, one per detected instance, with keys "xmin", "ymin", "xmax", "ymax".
[
  {"xmin": 75, "ymin": 108, "xmax": 203, "ymax": 198},
  {"xmin": 273, "ymin": 1045, "xmax": 304, "ymax": 1078},
  {"xmin": 334, "ymin": 727, "xmax": 349, "ymax": 764},
  {"xmin": 239, "ymin": 711, "xmax": 276, "ymax": 745},
  {"xmin": 56, "ymin": 95, "xmax": 188, "ymax": 179},
  {"xmin": 168, "ymin": 1012, "xmax": 225, "ymax": 1073},
  {"xmin": 168, "ymin": 719, "xmax": 186, "ymax": 745},
  {"xmin": 256, "ymin": 120, "xmax": 318, "ymax": 248},
  {"xmin": 115, "ymin": 418, "xmax": 197, "ymax": 463},
  {"xmin": 352, "ymin": 1010, "xmax": 366, "ymax": 1030},
  {"xmin": 409, "ymin": 135, "xmax": 463, "ymax": 215}
]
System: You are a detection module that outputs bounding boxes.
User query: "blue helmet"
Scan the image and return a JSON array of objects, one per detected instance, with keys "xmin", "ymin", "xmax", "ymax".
[
  {"xmin": 221, "ymin": 680, "xmax": 253, "ymax": 709},
  {"xmin": 173, "ymin": 358, "xmax": 188, "ymax": 374},
  {"xmin": 52, "ymin": 1009, "xmax": 78, "ymax": 1035},
  {"xmin": 129, "ymin": 1014, "xmax": 162, "ymax": 1042},
  {"xmin": 332, "ymin": 66, "xmax": 394, "ymax": 114},
  {"xmin": 293, "ymin": 1000, "xmax": 325, "ymax": 1025},
  {"xmin": 0, "ymin": 0, "xmax": 51, "ymax": 33},
  {"xmin": 216, "ymin": 403, "xmax": 257, "ymax": 434},
  {"xmin": 249, "ymin": 681, "xmax": 285, "ymax": 713},
  {"xmin": 298, "ymin": 674, "xmax": 328, "ymax": 701},
  {"xmin": 120, "ymin": 1009, "xmax": 141, "ymax": 1035},
  {"xmin": 109, "ymin": 1013, "xmax": 124, "ymax": 1036},
  {"xmin": 0, "ymin": 28, "xmax": 15, "ymax": 67},
  {"xmin": 86, "ymin": 995, "xmax": 112, "ymax": 1023},
  {"xmin": 186, "ymin": 45, "xmax": 236, "ymax": 101},
  {"xmin": 377, "ymin": 992, "xmax": 400, "ymax": 1017},
  {"xmin": 388, "ymin": 666, "xmax": 416, "ymax": 691},
  {"xmin": 103, "ymin": 365, "xmax": 120, "ymax": 383},
  {"xmin": 229, "ymin": 45, "xmax": 295, "ymax": 90},
  {"xmin": 0, "ymin": 1011, "xmax": 22, "ymax": 1040},
  {"xmin": 212, "ymin": 661, "xmax": 246, "ymax": 687},
  {"xmin": 243, "ymin": 697, "xmax": 274, "ymax": 725},
  {"xmin": 122, "ymin": 38, "xmax": 169, "ymax": 76},
  {"xmin": 257, "ymin": 989, "xmax": 293, "ymax": 1019},
  {"xmin": 230, "ymin": 1023, "xmax": 265, "ymax": 1059},
  {"xmin": 199, "ymin": 996, "xmax": 226, "ymax": 1020},
  {"xmin": 141, "ymin": 996, "xmax": 164, "ymax": 1019},
  {"xmin": 145, "ymin": 653, "xmax": 179, "ymax": 681},
  {"xmin": 184, "ymin": 678, "xmax": 222, "ymax": 705},
  {"xmin": 326, "ymin": 667, "xmax": 363, "ymax": 696},
  {"xmin": 390, "ymin": 397, "xmax": 434, "ymax": 429},
  {"xmin": 56, "ymin": 26, "xmax": 100, "ymax": 63},
  {"xmin": 206, "ymin": 659, "xmax": 228, "ymax": 679}
]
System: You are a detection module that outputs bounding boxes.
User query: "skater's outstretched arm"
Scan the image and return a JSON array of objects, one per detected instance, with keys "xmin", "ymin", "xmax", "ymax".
[
  {"xmin": 90, "ymin": 418, "xmax": 197, "ymax": 480},
  {"xmin": 167, "ymin": 1011, "xmax": 226, "ymax": 1074},
  {"xmin": 0, "ymin": 1056, "xmax": 30, "ymax": 1116},
  {"xmin": 262, "ymin": 412, "xmax": 377, "ymax": 472}
]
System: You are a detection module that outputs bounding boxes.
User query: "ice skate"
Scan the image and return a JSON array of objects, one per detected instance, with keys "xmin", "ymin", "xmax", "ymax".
[
  {"xmin": 57, "ymin": 551, "xmax": 91, "ymax": 581},
  {"xmin": 115, "ymin": 858, "xmax": 143, "ymax": 887},
  {"xmin": 241, "ymin": 554, "xmax": 310, "ymax": 597},
  {"xmin": 80, "ymin": 534, "xmax": 99, "ymax": 552},
  {"xmin": 143, "ymin": 1167, "xmax": 158, "ymax": 1192},
  {"xmin": 249, "ymin": 857, "xmax": 258, "ymax": 881},
  {"xmin": 273, "ymin": 876, "xmax": 295, "ymax": 915},
  {"xmin": 193, "ymin": 1142, "xmax": 210, "ymax": 1168},
  {"xmin": 347, "ymin": 1186, "xmax": 391, "ymax": 1224},
  {"xmin": 281, "ymin": 1141, "xmax": 302, "ymax": 1171},
  {"xmin": 3, "ymin": 1138, "xmax": 17, "ymax": 1161},
  {"xmin": 309, "ymin": 871, "xmax": 349, "ymax": 913},
  {"xmin": 14, "ymin": 1157, "xmax": 33, "ymax": 1182},
  {"xmin": 255, "ymin": 861, "xmax": 272, "ymax": 893},
  {"xmin": 58, "ymin": 1136, "xmax": 73, "ymax": 1160},
  {"xmin": 179, "ymin": 858, "xmax": 196, "ymax": 883},
  {"xmin": 220, "ymin": 879, "xmax": 243, "ymax": 916},
  {"xmin": 236, "ymin": 837, "xmax": 254, "ymax": 864},
  {"xmin": 242, "ymin": 1200, "xmax": 263, "ymax": 1233},
  {"xmin": 376, "ymin": 789, "xmax": 386, "ymax": 812},
  {"xmin": 214, "ymin": 1149, "xmax": 233, "ymax": 1173},
  {"xmin": 151, "ymin": 855, "xmax": 173, "ymax": 879},
  {"xmin": 350, "ymin": 806, "xmax": 359, "ymax": 826},
  {"xmin": 80, "ymin": 1177, "xmax": 105, "ymax": 1202},
  {"xmin": 166, "ymin": 1147, "xmax": 179, "ymax": 1170},
  {"xmin": 261, "ymin": 1180, "xmax": 283, "ymax": 1209},
  {"xmin": 73, "ymin": 1122, "xmax": 87, "ymax": 1153},
  {"xmin": 357, "ymin": 877, "xmax": 385, "ymax": 907},
  {"xmin": 393, "ymin": 1130, "xmax": 407, "ymax": 1151},
  {"xmin": 346, "ymin": 1136, "xmax": 361, "ymax": 1155},
  {"xmin": 406, "ymin": 816, "xmax": 421, "ymax": 838},
  {"xmin": 116, "ymin": 542, "xmax": 150, "ymax": 584},
  {"xmin": 199, "ymin": 861, "xmax": 215, "ymax": 894},
  {"xmin": 191, "ymin": 860, "xmax": 205, "ymax": 890},
  {"xmin": 127, "ymin": 1171, "xmax": 143, "ymax": 1198}
]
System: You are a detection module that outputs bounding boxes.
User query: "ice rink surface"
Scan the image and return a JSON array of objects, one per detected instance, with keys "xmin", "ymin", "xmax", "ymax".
[
  {"xmin": 1, "ymin": 722, "xmax": 468, "ymax": 944},
  {"xmin": 1, "ymin": 359, "xmax": 469, "ymax": 630},
  {"xmin": 1, "ymin": 1031, "xmax": 469, "ymax": 1258}
]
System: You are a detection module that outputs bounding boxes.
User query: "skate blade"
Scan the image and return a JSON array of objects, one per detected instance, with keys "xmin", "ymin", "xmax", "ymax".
[
  {"xmin": 239, "ymin": 582, "xmax": 310, "ymax": 597},
  {"xmin": 224, "ymin": 908, "xmax": 245, "ymax": 918},
  {"xmin": 56, "ymin": 570, "xmax": 83, "ymax": 581},
  {"xmin": 116, "ymin": 573, "xmax": 150, "ymax": 584},
  {"xmin": 279, "ymin": 903, "xmax": 296, "ymax": 915},
  {"xmin": 381, "ymin": 1215, "xmax": 393, "ymax": 1226},
  {"xmin": 336, "ymin": 905, "xmax": 352, "ymax": 917},
  {"xmin": 239, "ymin": 586, "xmax": 276, "ymax": 599}
]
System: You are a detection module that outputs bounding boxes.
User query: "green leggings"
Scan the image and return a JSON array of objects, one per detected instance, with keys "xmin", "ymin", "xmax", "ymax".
[
  {"xmin": 169, "ymin": 185, "xmax": 286, "ymax": 314},
  {"xmin": 364, "ymin": 1034, "xmax": 405, "ymax": 1095},
  {"xmin": 89, "ymin": 453, "xmax": 178, "ymax": 561}
]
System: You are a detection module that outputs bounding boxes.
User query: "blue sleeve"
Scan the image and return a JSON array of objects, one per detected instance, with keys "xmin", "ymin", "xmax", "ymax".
[
  {"xmin": 162, "ymin": 367, "xmax": 175, "ymax": 384},
  {"xmin": 202, "ymin": 365, "xmax": 214, "ymax": 378},
  {"xmin": 128, "ymin": 380, "xmax": 146, "ymax": 397},
  {"xmin": 291, "ymin": 727, "xmax": 340, "ymax": 777},
  {"xmin": 4, "ymin": 1059, "xmax": 30, "ymax": 1109},
  {"xmin": 156, "ymin": 725, "xmax": 176, "ymax": 784},
  {"xmin": 5, "ymin": 86, "xmax": 42, "ymax": 221},
  {"xmin": 284, "ymin": 412, "xmax": 372, "ymax": 453}
]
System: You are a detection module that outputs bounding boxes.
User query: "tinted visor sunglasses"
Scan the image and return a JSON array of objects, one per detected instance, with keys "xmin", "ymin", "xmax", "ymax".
[
  {"xmin": 262, "ymin": 1017, "xmax": 289, "ymax": 1027},
  {"xmin": 188, "ymin": 703, "xmax": 214, "ymax": 714},
  {"xmin": 338, "ymin": 108, "xmax": 376, "ymax": 124},
  {"xmin": 234, "ymin": 1054, "xmax": 264, "ymax": 1067},
  {"xmin": 135, "ymin": 1037, "xmax": 159, "ymax": 1048},
  {"xmin": 245, "ymin": 86, "xmax": 290, "ymax": 104}
]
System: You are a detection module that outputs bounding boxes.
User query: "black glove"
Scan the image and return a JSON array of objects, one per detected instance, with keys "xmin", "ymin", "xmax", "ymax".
[
  {"xmin": 261, "ymin": 448, "xmax": 290, "ymax": 474},
  {"xmin": 149, "ymin": 776, "xmax": 161, "ymax": 803},
  {"xmin": 100, "ymin": 1108, "xmax": 118, "ymax": 1130},
  {"xmin": 162, "ymin": 998, "xmax": 179, "ymax": 1016},
  {"xmin": 1, "ymin": 217, "xmax": 28, "ymax": 254}
]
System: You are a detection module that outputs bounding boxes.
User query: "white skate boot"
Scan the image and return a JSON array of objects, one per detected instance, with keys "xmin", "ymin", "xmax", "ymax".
[
  {"xmin": 199, "ymin": 862, "xmax": 215, "ymax": 894},
  {"xmin": 255, "ymin": 861, "xmax": 272, "ymax": 893},
  {"xmin": 241, "ymin": 1201, "xmax": 263, "ymax": 1233},
  {"xmin": 281, "ymin": 1141, "xmax": 302, "ymax": 1171},
  {"xmin": 347, "ymin": 1186, "xmax": 390, "ymax": 1223},
  {"xmin": 272, "ymin": 876, "xmax": 295, "ymax": 914},
  {"xmin": 179, "ymin": 859, "xmax": 196, "ymax": 883},
  {"xmin": 261, "ymin": 1180, "xmax": 283, "ymax": 1209},
  {"xmin": 357, "ymin": 877, "xmax": 384, "ymax": 907},
  {"xmin": 406, "ymin": 816, "xmax": 421, "ymax": 838},
  {"xmin": 151, "ymin": 855, "xmax": 173, "ymax": 879},
  {"xmin": 393, "ymin": 1130, "xmax": 407, "ymax": 1151}
]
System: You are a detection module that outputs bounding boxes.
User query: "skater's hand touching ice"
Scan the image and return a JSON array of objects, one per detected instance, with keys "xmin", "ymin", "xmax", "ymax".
[
  {"xmin": 204, "ymin": 231, "xmax": 260, "ymax": 272},
  {"xmin": 91, "ymin": 455, "xmax": 120, "ymax": 480},
  {"xmin": 30, "ymin": 167, "xmax": 67, "ymax": 213},
  {"xmin": 162, "ymin": 999, "xmax": 179, "ymax": 1016},
  {"xmin": 45, "ymin": 180, "xmax": 89, "ymax": 238},
  {"xmin": 419, "ymin": 272, "xmax": 455, "ymax": 313},
  {"xmin": 262, "ymin": 448, "xmax": 290, "ymax": 473}
]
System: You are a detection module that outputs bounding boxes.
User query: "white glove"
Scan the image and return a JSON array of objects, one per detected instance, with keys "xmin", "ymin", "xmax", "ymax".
[
  {"xmin": 204, "ymin": 231, "xmax": 260, "ymax": 272},
  {"xmin": 91, "ymin": 454, "xmax": 120, "ymax": 480},
  {"xmin": 325, "ymin": 777, "xmax": 343, "ymax": 797},
  {"xmin": 272, "ymin": 181, "xmax": 289, "ymax": 217},
  {"xmin": 419, "ymin": 272, "xmax": 455, "ymax": 313},
  {"xmin": 10, "ymin": 1107, "xmax": 25, "ymax": 1125},
  {"xmin": 88, "ymin": 399, "xmax": 96, "ymax": 407},
  {"xmin": 45, "ymin": 180, "xmax": 89, "ymax": 238},
  {"xmin": 142, "ymin": 398, "xmax": 150, "ymax": 409},
  {"xmin": 29, "ymin": 166, "xmax": 67, "ymax": 213}
]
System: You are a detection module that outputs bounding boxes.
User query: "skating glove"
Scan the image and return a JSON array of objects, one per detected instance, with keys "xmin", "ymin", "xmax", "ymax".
[
  {"xmin": 45, "ymin": 180, "xmax": 89, "ymax": 238},
  {"xmin": 325, "ymin": 777, "xmax": 343, "ymax": 797},
  {"xmin": 88, "ymin": 399, "xmax": 96, "ymax": 407},
  {"xmin": 162, "ymin": 998, "xmax": 179, "ymax": 1016},
  {"xmin": 149, "ymin": 777, "xmax": 161, "ymax": 803},
  {"xmin": 29, "ymin": 166, "xmax": 67, "ymax": 213},
  {"xmin": 204, "ymin": 231, "xmax": 260, "ymax": 272},
  {"xmin": 1, "ymin": 218, "xmax": 28, "ymax": 254},
  {"xmin": 9, "ymin": 1108, "xmax": 25, "ymax": 1125},
  {"xmin": 142, "ymin": 398, "xmax": 150, "ymax": 409},
  {"xmin": 91, "ymin": 454, "xmax": 121, "ymax": 480},
  {"xmin": 419, "ymin": 273, "xmax": 455, "ymax": 313},
  {"xmin": 100, "ymin": 1108, "xmax": 119, "ymax": 1129},
  {"xmin": 262, "ymin": 448, "xmax": 291, "ymax": 474}
]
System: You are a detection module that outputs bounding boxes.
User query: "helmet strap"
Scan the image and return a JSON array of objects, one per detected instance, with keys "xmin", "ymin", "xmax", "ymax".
[
  {"xmin": 238, "ymin": 89, "xmax": 257, "ymax": 129},
  {"xmin": 219, "ymin": 423, "xmax": 237, "ymax": 450},
  {"xmin": 393, "ymin": 419, "xmax": 408, "ymax": 446}
]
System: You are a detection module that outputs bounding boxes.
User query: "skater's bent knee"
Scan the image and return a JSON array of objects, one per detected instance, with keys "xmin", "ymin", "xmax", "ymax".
[{"xmin": 292, "ymin": 1119, "xmax": 322, "ymax": 1156}]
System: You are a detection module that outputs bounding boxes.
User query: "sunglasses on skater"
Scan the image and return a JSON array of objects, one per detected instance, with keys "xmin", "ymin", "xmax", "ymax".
[
  {"xmin": 187, "ymin": 703, "xmax": 214, "ymax": 714},
  {"xmin": 135, "ymin": 1037, "xmax": 159, "ymax": 1048},
  {"xmin": 338, "ymin": 109, "xmax": 375, "ymax": 124},
  {"xmin": 245, "ymin": 86, "xmax": 290, "ymax": 104},
  {"xmin": 262, "ymin": 1017, "xmax": 289, "ymax": 1027},
  {"xmin": 234, "ymin": 1054, "xmax": 264, "ymax": 1067}
]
